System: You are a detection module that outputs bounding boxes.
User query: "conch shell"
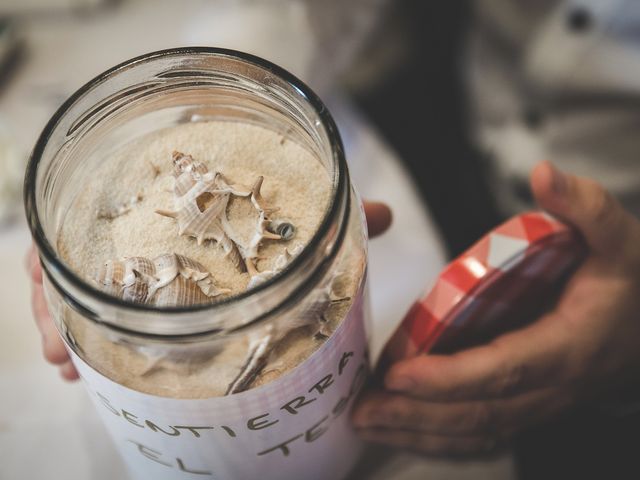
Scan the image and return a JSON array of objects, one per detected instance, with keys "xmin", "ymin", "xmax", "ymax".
[
  {"xmin": 156, "ymin": 152, "xmax": 247, "ymax": 270},
  {"xmin": 155, "ymin": 151, "xmax": 296, "ymax": 282},
  {"xmin": 94, "ymin": 253, "xmax": 229, "ymax": 307}
]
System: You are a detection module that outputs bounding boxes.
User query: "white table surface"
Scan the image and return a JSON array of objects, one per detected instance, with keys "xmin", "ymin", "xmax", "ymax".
[{"xmin": 0, "ymin": 2, "xmax": 516, "ymax": 478}]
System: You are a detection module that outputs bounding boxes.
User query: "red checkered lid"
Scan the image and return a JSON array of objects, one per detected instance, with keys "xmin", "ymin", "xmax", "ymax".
[{"xmin": 383, "ymin": 211, "xmax": 587, "ymax": 362}]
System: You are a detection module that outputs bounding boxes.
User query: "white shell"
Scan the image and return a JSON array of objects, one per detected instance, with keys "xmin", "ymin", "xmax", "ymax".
[
  {"xmin": 93, "ymin": 253, "xmax": 229, "ymax": 307},
  {"xmin": 155, "ymin": 151, "xmax": 295, "ymax": 279}
]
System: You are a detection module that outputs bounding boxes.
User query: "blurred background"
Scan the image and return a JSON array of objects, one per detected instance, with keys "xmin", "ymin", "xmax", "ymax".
[{"xmin": 1, "ymin": 0, "xmax": 639, "ymax": 479}]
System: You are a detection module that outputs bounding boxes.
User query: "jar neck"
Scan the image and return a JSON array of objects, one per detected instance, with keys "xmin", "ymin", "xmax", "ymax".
[{"xmin": 26, "ymin": 47, "xmax": 350, "ymax": 338}]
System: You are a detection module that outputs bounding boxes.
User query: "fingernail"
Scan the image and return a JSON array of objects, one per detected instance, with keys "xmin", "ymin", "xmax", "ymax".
[
  {"xmin": 386, "ymin": 375, "xmax": 415, "ymax": 392},
  {"xmin": 548, "ymin": 163, "xmax": 568, "ymax": 195}
]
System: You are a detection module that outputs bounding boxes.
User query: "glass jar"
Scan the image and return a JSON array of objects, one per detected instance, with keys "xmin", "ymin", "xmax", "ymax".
[{"xmin": 25, "ymin": 48, "xmax": 369, "ymax": 480}]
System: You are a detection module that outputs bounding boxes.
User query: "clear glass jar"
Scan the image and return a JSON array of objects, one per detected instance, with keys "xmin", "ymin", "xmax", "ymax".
[{"xmin": 25, "ymin": 48, "xmax": 369, "ymax": 480}]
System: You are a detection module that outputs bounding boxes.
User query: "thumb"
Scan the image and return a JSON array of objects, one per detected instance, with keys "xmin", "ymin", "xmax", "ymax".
[{"xmin": 530, "ymin": 161, "xmax": 635, "ymax": 255}]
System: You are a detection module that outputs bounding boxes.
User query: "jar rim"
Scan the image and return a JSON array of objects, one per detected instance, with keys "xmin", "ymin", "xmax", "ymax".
[{"xmin": 24, "ymin": 47, "xmax": 350, "ymax": 334}]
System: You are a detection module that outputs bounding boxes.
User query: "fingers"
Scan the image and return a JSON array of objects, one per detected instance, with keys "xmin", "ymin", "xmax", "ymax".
[
  {"xmin": 353, "ymin": 387, "xmax": 573, "ymax": 456},
  {"xmin": 26, "ymin": 244, "xmax": 43, "ymax": 284},
  {"xmin": 383, "ymin": 313, "xmax": 573, "ymax": 401},
  {"xmin": 353, "ymin": 391, "xmax": 496, "ymax": 436},
  {"xmin": 354, "ymin": 391, "xmax": 499, "ymax": 436},
  {"xmin": 530, "ymin": 161, "xmax": 638, "ymax": 255},
  {"xmin": 27, "ymin": 244, "xmax": 77, "ymax": 380},
  {"xmin": 356, "ymin": 428, "xmax": 497, "ymax": 457},
  {"xmin": 33, "ymin": 282, "xmax": 76, "ymax": 380},
  {"xmin": 32, "ymin": 282, "xmax": 69, "ymax": 365},
  {"xmin": 60, "ymin": 360, "xmax": 80, "ymax": 381},
  {"xmin": 353, "ymin": 388, "xmax": 572, "ymax": 439},
  {"xmin": 363, "ymin": 201, "xmax": 392, "ymax": 238},
  {"xmin": 35, "ymin": 286, "xmax": 77, "ymax": 380}
]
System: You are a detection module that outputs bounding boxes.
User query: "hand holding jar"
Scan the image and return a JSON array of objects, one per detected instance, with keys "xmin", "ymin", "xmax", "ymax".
[{"xmin": 353, "ymin": 161, "xmax": 640, "ymax": 457}]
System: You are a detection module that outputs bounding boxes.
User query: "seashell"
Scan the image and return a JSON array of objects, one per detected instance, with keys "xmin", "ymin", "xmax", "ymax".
[
  {"xmin": 95, "ymin": 256, "xmax": 155, "ymax": 303},
  {"xmin": 155, "ymin": 151, "xmax": 295, "ymax": 279},
  {"xmin": 227, "ymin": 262, "xmax": 349, "ymax": 395},
  {"xmin": 152, "ymin": 274, "xmax": 212, "ymax": 307},
  {"xmin": 121, "ymin": 257, "xmax": 156, "ymax": 303},
  {"xmin": 304, "ymin": 272, "xmax": 352, "ymax": 340},
  {"xmin": 217, "ymin": 173, "xmax": 252, "ymax": 197},
  {"xmin": 123, "ymin": 270, "xmax": 150, "ymax": 304},
  {"xmin": 225, "ymin": 281, "xmax": 345, "ymax": 395},
  {"xmin": 151, "ymin": 253, "xmax": 227, "ymax": 306},
  {"xmin": 225, "ymin": 332, "xmax": 272, "ymax": 395},
  {"xmin": 157, "ymin": 193, "xmax": 227, "ymax": 244},
  {"xmin": 157, "ymin": 152, "xmax": 250, "ymax": 271},
  {"xmin": 93, "ymin": 253, "xmax": 229, "ymax": 307},
  {"xmin": 249, "ymin": 176, "xmax": 278, "ymax": 216},
  {"xmin": 269, "ymin": 219, "xmax": 296, "ymax": 241},
  {"xmin": 172, "ymin": 151, "xmax": 208, "ymax": 178},
  {"xmin": 243, "ymin": 211, "xmax": 277, "ymax": 264},
  {"xmin": 94, "ymin": 259, "xmax": 125, "ymax": 298},
  {"xmin": 246, "ymin": 243, "xmax": 304, "ymax": 290},
  {"xmin": 97, "ymin": 194, "xmax": 142, "ymax": 220}
]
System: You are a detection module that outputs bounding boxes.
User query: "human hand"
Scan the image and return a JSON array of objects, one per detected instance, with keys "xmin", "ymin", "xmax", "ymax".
[
  {"xmin": 27, "ymin": 244, "xmax": 79, "ymax": 380},
  {"xmin": 27, "ymin": 201, "xmax": 392, "ymax": 382},
  {"xmin": 352, "ymin": 161, "xmax": 640, "ymax": 457}
]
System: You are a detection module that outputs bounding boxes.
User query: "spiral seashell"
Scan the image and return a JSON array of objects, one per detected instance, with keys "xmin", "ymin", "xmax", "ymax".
[
  {"xmin": 269, "ymin": 219, "xmax": 296, "ymax": 241},
  {"xmin": 151, "ymin": 274, "xmax": 210, "ymax": 307},
  {"xmin": 155, "ymin": 151, "xmax": 295, "ymax": 279},
  {"xmin": 121, "ymin": 257, "xmax": 155, "ymax": 303},
  {"xmin": 156, "ymin": 152, "xmax": 250, "ymax": 270},
  {"xmin": 94, "ymin": 258, "xmax": 125, "ymax": 298},
  {"xmin": 172, "ymin": 151, "xmax": 208, "ymax": 178},
  {"xmin": 93, "ymin": 253, "xmax": 229, "ymax": 307}
]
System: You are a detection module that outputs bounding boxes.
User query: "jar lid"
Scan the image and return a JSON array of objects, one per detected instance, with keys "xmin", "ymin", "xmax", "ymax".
[{"xmin": 384, "ymin": 212, "xmax": 587, "ymax": 361}]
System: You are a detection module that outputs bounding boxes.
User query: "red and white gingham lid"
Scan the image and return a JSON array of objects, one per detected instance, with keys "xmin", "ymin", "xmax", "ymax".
[{"xmin": 384, "ymin": 211, "xmax": 587, "ymax": 362}]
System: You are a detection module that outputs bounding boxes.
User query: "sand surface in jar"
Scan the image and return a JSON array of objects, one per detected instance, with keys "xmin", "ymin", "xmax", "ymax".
[
  {"xmin": 57, "ymin": 121, "xmax": 363, "ymax": 398},
  {"xmin": 58, "ymin": 121, "xmax": 332, "ymax": 290}
]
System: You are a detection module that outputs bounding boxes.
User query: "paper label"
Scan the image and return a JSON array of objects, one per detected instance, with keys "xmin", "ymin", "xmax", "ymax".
[{"xmin": 67, "ymin": 286, "xmax": 369, "ymax": 480}]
